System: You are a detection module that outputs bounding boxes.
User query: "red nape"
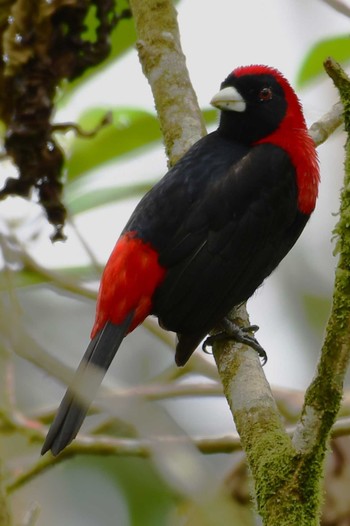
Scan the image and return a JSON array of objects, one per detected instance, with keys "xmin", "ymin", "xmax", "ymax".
[
  {"xmin": 232, "ymin": 65, "xmax": 319, "ymax": 215},
  {"xmin": 91, "ymin": 232, "xmax": 166, "ymax": 338}
]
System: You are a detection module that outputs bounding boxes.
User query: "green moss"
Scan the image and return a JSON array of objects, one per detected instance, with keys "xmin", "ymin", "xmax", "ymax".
[{"xmin": 241, "ymin": 416, "xmax": 324, "ymax": 525}]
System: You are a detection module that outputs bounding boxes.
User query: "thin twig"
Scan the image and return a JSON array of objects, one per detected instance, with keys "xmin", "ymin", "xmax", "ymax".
[
  {"xmin": 20, "ymin": 249, "xmax": 97, "ymax": 300},
  {"xmin": 67, "ymin": 214, "xmax": 101, "ymax": 270},
  {"xmin": 7, "ymin": 416, "xmax": 350, "ymax": 494},
  {"xmin": 52, "ymin": 111, "xmax": 112, "ymax": 137},
  {"xmin": 309, "ymin": 101, "xmax": 344, "ymax": 146}
]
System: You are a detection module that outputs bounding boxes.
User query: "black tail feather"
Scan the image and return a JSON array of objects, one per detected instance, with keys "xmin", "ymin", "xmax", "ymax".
[
  {"xmin": 175, "ymin": 332, "xmax": 204, "ymax": 366},
  {"xmin": 41, "ymin": 314, "xmax": 133, "ymax": 456}
]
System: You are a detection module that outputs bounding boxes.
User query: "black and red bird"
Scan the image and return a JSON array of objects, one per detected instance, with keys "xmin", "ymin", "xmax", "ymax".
[{"xmin": 42, "ymin": 65, "xmax": 319, "ymax": 455}]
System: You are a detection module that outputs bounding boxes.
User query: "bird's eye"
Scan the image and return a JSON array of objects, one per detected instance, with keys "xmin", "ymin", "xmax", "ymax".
[{"xmin": 259, "ymin": 87, "xmax": 273, "ymax": 102}]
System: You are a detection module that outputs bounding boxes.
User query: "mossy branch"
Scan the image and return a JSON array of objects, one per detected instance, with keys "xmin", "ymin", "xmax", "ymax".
[{"xmin": 292, "ymin": 54, "xmax": 350, "ymax": 486}]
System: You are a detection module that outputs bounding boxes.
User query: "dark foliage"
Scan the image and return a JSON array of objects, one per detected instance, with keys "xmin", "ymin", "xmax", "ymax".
[{"xmin": 0, "ymin": 0, "xmax": 131, "ymax": 241}]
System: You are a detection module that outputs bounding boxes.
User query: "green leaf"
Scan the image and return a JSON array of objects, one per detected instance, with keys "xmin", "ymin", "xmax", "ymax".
[
  {"xmin": 67, "ymin": 180, "xmax": 155, "ymax": 215},
  {"xmin": 297, "ymin": 35, "xmax": 350, "ymax": 87},
  {"xmin": 65, "ymin": 109, "xmax": 219, "ymax": 214},
  {"xmin": 58, "ymin": 0, "xmax": 136, "ymax": 105},
  {"xmin": 65, "ymin": 108, "xmax": 162, "ymax": 182},
  {"xmin": 65, "ymin": 108, "xmax": 218, "ymax": 183}
]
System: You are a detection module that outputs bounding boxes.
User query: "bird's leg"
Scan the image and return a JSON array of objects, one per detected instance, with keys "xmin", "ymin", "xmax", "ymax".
[{"xmin": 203, "ymin": 318, "xmax": 267, "ymax": 364}]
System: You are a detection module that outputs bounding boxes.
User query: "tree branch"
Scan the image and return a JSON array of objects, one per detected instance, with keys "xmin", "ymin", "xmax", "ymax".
[
  {"xmin": 309, "ymin": 101, "xmax": 343, "ymax": 146},
  {"xmin": 7, "ymin": 413, "xmax": 350, "ymax": 495},
  {"xmin": 128, "ymin": 0, "xmax": 206, "ymax": 165}
]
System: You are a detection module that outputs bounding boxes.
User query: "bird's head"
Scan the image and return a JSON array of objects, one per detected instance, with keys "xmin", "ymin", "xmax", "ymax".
[{"xmin": 211, "ymin": 65, "xmax": 306, "ymax": 144}]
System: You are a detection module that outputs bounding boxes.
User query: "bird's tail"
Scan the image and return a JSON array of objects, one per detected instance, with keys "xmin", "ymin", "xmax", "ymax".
[
  {"xmin": 41, "ymin": 314, "xmax": 133, "ymax": 456},
  {"xmin": 175, "ymin": 332, "xmax": 204, "ymax": 366}
]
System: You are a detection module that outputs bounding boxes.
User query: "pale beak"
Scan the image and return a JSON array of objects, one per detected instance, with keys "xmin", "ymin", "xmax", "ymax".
[{"xmin": 210, "ymin": 86, "xmax": 246, "ymax": 112}]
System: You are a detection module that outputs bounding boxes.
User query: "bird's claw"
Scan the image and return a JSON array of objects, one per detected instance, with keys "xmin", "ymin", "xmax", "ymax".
[
  {"xmin": 202, "ymin": 319, "xmax": 267, "ymax": 365},
  {"xmin": 241, "ymin": 324, "xmax": 259, "ymax": 334},
  {"xmin": 202, "ymin": 332, "xmax": 226, "ymax": 354}
]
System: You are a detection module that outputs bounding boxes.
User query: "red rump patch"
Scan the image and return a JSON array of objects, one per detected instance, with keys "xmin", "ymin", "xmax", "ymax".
[
  {"xmin": 91, "ymin": 232, "xmax": 166, "ymax": 338},
  {"xmin": 234, "ymin": 64, "xmax": 319, "ymax": 215}
]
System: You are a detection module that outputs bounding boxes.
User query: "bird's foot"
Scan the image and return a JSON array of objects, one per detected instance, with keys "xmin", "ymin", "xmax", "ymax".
[{"xmin": 202, "ymin": 318, "xmax": 267, "ymax": 365}]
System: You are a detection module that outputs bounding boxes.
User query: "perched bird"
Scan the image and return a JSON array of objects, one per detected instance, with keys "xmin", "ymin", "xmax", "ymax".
[{"xmin": 42, "ymin": 65, "xmax": 319, "ymax": 456}]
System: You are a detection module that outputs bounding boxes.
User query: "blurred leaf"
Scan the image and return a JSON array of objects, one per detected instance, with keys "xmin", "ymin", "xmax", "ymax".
[
  {"xmin": 59, "ymin": 0, "xmax": 136, "ymax": 105},
  {"xmin": 65, "ymin": 108, "xmax": 162, "ymax": 182},
  {"xmin": 65, "ymin": 108, "xmax": 218, "ymax": 183},
  {"xmin": 303, "ymin": 294, "xmax": 331, "ymax": 331},
  {"xmin": 297, "ymin": 35, "xmax": 350, "ymax": 87},
  {"xmin": 0, "ymin": 265, "xmax": 98, "ymax": 291},
  {"xmin": 0, "ymin": 268, "xmax": 45, "ymax": 289},
  {"xmin": 67, "ymin": 180, "xmax": 155, "ymax": 214},
  {"xmin": 203, "ymin": 108, "xmax": 218, "ymax": 126}
]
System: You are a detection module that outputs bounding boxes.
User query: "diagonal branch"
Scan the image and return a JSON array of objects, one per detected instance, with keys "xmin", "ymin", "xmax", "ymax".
[
  {"xmin": 129, "ymin": 0, "xmax": 206, "ymax": 165},
  {"xmin": 309, "ymin": 100, "xmax": 343, "ymax": 146}
]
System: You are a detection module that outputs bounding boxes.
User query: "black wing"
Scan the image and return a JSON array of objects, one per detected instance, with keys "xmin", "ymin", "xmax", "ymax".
[
  {"xmin": 151, "ymin": 143, "xmax": 308, "ymax": 363},
  {"xmin": 123, "ymin": 131, "xmax": 249, "ymax": 248}
]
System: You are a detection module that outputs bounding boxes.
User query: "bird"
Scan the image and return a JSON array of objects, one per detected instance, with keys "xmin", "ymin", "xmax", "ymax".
[{"xmin": 42, "ymin": 64, "xmax": 319, "ymax": 456}]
